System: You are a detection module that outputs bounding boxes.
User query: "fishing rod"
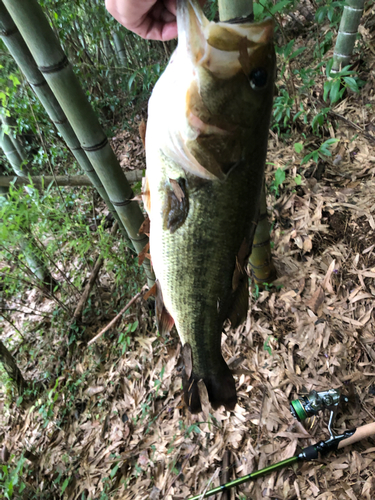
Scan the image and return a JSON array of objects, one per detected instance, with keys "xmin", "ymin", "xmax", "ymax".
[{"xmin": 187, "ymin": 388, "xmax": 375, "ymax": 500}]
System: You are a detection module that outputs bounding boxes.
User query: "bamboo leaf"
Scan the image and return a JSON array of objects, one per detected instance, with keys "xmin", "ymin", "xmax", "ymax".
[
  {"xmin": 343, "ymin": 77, "xmax": 359, "ymax": 93},
  {"xmin": 323, "ymin": 80, "xmax": 331, "ymax": 102},
  {"xmin": 329, "ymin": 78, "xmax": 341, "ymax": 103},
  {"xmin": 61, "ymin": 478, "xmax": 69, "ymax": 494},
  {"xmin": 128, "ymin": 72, "xmax": 137, "ymax": 91}
]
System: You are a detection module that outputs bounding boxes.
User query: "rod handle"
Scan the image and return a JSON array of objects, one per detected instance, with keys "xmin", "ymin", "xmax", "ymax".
[{"xmin": 338, "ymin": 422, "xmax": 375, "ymax": 449}]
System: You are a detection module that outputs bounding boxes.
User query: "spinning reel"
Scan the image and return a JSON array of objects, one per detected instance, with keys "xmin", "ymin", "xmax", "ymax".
[{"xmin": 290, "ymin": 388, "xmax": 349, "ymax": 437}]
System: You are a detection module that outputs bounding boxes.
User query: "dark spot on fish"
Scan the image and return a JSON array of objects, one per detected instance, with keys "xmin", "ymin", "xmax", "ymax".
[
  {"xmin": 249, "ymin": 68, "xmax": 268, "ymax": 90},
  {"xmin": 163, "ymin": 177, "xmax": 189, "ymax": 233}
]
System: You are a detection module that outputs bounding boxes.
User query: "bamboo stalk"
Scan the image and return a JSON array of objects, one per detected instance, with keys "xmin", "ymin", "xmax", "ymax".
[
  {"xmin": 2, "ymin": 0, "xmax": 154, "ymax": 284},
  {"xmin": 218, "ymin": 0, "xmax": 253, "ymax": 21},
  {"xmin": 248, "ymin": 184, "xmax": 277, "ymax": 285},
  {"xmin": 0, "ymin": 142, "xmax": 55, "ymax": 287},
  {"xmin": 0, "ymin": 1, "xmax": 131, "ymax": 244},
  {"xmin": 331, "ymin": 0, "xmax": 365, "ymax": 73},
  {"xmin": 112, "ymin": 31, "xmax": 127, "ymax": 65},
  {"xmin": 0, "ymin": 113, "xmax": 27, "ymax": 159},
  {"xmin": 0, "ymin": 129, "xmax": 31, "ymax": 177},
  {"xmin": 0, "ymin": 339, "xmax": 27, "ymax": 394},
  {"xmin": 0, "ymin": 171, "xmax": 143, "ymax": 189},
  {"xmin": 218, "ymin": 0, "xmax": 276, "ymax": 285}
]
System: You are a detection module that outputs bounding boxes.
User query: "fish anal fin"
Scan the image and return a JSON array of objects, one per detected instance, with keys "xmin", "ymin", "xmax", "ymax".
[
  {"xmin": 229, "ymin": 238, "xmax": 251, "ymax": 328},
  {"xmin": 155, "ymin": 281, "xmax": 175, "ymax": 336},
  {"xmin": 138, "ymin": 241, "xmax": 150, "ymax": 266},
  {"xmin": 182, "ymin": 345, "xmax": 237, "ymax": 414},
  {"xmin": 138, "ymin": 215, "xmax": 150, "ymax": 237},
  {"xmin": 232, "ymin": 238, "xmax": 251, "ymax": 291}
]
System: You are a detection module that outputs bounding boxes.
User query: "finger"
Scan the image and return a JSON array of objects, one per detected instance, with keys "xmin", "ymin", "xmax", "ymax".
[{"xmin": 143, "ymin": 19, "xmax": 177, "ymax": 41}]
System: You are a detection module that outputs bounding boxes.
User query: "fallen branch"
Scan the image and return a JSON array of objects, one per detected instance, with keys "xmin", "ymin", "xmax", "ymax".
[
  {"xmin": 87, "ymin": 284, "xmax": 147, "ymax": 346},
  {"xmin": 73, "ymin": 222, "xmax": 119, "ymax": 322},
  {"xmin": 0, "ymin": 171, "xmax": 143, "ymax": 189}
]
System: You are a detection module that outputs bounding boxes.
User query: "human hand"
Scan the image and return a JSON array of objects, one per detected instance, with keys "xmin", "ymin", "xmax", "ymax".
[{"xmin": 105, "ymin": 0, "xmax": 205, "ymax": 41}]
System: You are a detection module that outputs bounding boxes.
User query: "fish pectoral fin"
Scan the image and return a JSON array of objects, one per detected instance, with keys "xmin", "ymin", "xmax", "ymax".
[
  {"xmin": 163, "ymin": 177, "xmax": 189, "ymax": 233},
  {"xmin": 138, "ymin": 119, "xmax": 146, "ymax": 148},
  {"xmin": 142, "ymin": 175, "xmax": 151, "ymax": 215},
  {"xmin": 155, "ymin": 280, "xmax": 175, "ymax": 336},
  {"xmin": 182, "ymin": 347, "xmax": 237, "ymax": 414}
]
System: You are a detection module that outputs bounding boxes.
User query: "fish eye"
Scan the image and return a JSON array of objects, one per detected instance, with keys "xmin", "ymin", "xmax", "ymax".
[{"xmin": 249, "ymin": 68, "xmax": 268, "ymax": 90}]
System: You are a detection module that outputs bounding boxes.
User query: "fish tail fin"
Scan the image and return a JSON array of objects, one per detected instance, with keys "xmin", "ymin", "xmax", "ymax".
[{"xmin": 182, "ymin": 346, "xmax": 237, "ymax": 413}]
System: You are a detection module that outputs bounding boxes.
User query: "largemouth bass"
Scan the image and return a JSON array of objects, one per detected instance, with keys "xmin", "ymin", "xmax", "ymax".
[{"xmin": 144, "ymin": 0, "xmax": 275, "ymax": 413}]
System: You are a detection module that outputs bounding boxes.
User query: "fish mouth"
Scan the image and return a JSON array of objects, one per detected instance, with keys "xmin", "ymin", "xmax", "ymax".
[{"xmin": 177, "ymin": 0, "xmax": 274, "ymax": 79}]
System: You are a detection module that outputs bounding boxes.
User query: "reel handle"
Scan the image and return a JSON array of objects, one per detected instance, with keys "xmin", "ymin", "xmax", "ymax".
[{"xmin": 338, "ymin": 422, "xmax": 375, "ymax": 449}]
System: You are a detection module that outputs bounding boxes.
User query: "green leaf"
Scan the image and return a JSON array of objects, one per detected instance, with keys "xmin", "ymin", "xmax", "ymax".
[
  {"xmin": 253, "ymin": 3, "xmax": 264, "ymax": 19},
  {"xmin": 274, "ymin": 168, "xmax": 285, "ymax": 186},
  {"xmin": 325, "ymin": 58, "xmax": 334, "ymax": 78},
  {"xmin": 130, "ymin": 320, "xmax": 138, "ymax": 332},
  {"xmin": 329, "ymin": 78, "xmax": 341, "ymax": 103},
  {"xmin": 294, "ymin": 174, "xmax": 302, "ymax": 185},
  {"xmin": 270, "ymin": 0, "xmax": 293, "ymax": 15},
  {"xmin": 343, "ymin": 77, "xmax": 359, "ymax": 93},
  {"xmin": 263, "ymin": 336, "xmax": 272, "ymax": 355},
  {"xmin": 294, "ymin": 142, "xmax": 303, "ymax": 154},
  {"xmin": 323, "ymin": 80, "xmax": 331, "ymax": 102},
  {"xmin": 290, "ymin": 47, "xmax": 306, "ymax": 60},
  {"xmin": 301, "ymin": 151, "xmax": 314, "ymax": 165},
  {"xmin": 110, "ymin": 463, "xmax": 120, "ymax": 479},
  {"xmin": 9, "ymin": 74, "xmax": 21, "ymax": 86},
  {"xmin": 61, "ymin": 478, "xmax": 69, "ymax": 494},
  {"xmin": 316, "ymin": 7, "xmax": 327, "ymax": 24},
  {"xmin": 128, "ymin": 72, "xmax": 137, "ymax": 91}
]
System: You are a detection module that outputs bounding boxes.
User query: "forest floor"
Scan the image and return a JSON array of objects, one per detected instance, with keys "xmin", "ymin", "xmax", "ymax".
[{"xmin": 1, "ymin": 5, "xmax": 375, "ymax": 500}]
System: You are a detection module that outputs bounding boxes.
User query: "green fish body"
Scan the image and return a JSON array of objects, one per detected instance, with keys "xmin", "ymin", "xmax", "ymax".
[{"xmin": 145, "ymin": 0, "xmax": 275, "ymax": 413}]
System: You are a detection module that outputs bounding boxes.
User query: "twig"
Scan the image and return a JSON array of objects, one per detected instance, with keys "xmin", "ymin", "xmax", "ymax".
[
  {"xmin": 0, "ymin": 313, "xmax": 24, "ymax": 339},
  {"xmin": 256, "ymin": 388, "xmax": 267, "ymax": 448},
  {"xmin": 73, "ymin": 222, "xmax": 118, "ymax": 322},
  {"xmin": 87, "ymin": 285, "xmax": 147, "ymax": 346},
  {"xmin": 328, "ymin": 110, "xmax": 375, "ymax": 143},
  {"xmin": 0, "ymin": 171, "xmax": 143, "ymax": 188}
]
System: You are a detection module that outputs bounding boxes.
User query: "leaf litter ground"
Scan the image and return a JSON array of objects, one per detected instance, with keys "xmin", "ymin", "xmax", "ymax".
[{"xmin": 1, "ymin": 7, "xmax": 375, "ymax": 500}]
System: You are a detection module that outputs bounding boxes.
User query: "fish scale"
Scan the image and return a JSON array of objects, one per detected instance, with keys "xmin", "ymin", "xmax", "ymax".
[{"xmin": 145, "ymin": 0, "xmax": 275, "ymax": 413}]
